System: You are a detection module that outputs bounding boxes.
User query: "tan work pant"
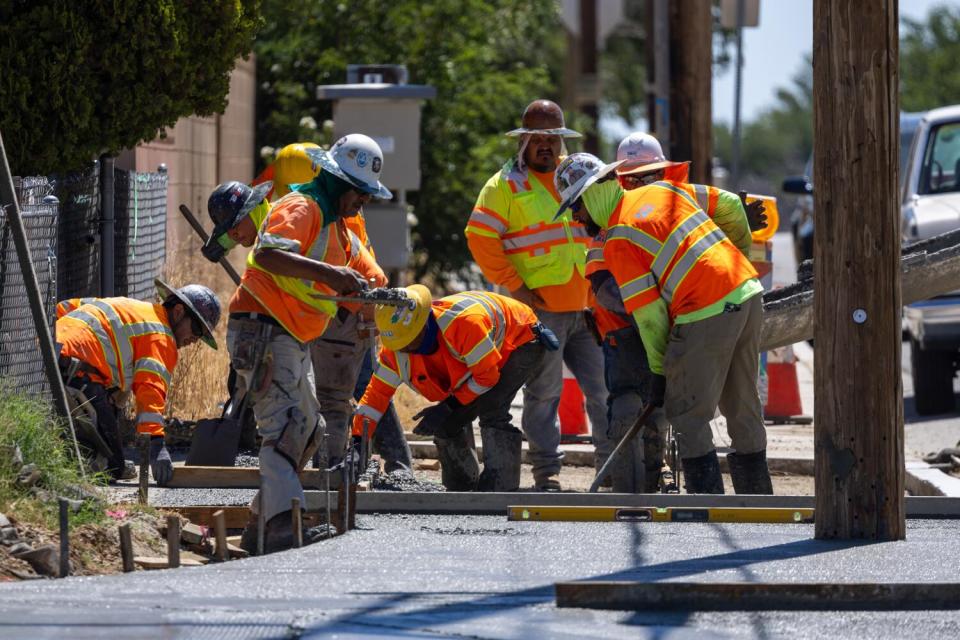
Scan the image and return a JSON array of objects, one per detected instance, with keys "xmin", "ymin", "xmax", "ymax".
[
  {"xmin": 310, "ymin": 311, "xmax": 371, "ymax": 467},
  {"xmin": 664, "ymin": 294, "xmax": 766, "ymax": 459}
]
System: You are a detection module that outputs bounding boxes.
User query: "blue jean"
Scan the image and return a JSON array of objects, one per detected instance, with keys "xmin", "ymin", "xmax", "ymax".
[{"xmin": 521, "ymin": 308, "xmax": 610, "ymax": 480}]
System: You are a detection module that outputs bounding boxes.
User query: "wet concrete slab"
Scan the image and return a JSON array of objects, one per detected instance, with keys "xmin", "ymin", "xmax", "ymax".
[{"xmin": 0, "ymin": 515, "xmax": 959, "ymax": 638}]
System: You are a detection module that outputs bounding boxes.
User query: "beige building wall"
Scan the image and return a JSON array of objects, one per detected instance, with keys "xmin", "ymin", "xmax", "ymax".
[{"xmin": 116, "ymin": 55, "xmax": 256, "ymax": 289}]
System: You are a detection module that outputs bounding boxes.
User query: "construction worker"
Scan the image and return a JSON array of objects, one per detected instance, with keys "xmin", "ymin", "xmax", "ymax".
[
  {"xmin": 252, "ymin": 141, "xmax": 413, "ymax": 473},
  {"xmin": 465, "ymin": 99, "xmax": 610, "ymax": 491},
  {"xmin": 353, "ymin": 287, "xmax": 556, "ymax": 491},
  {"xmin": 554, "ymin": 152, "xmax": 773, "ymax": 495},
  {"xmin": 226, "ymin": 133, "xmax": 391, "ymax": 553},
  {"xmin": 55, "ymin": 280, "xmax": 221, "ymax": 485}
]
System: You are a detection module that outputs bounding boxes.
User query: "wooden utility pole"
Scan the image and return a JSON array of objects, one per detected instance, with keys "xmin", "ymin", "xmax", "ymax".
[
  {"xmin": 668, "ymin": 0, "xmax": 712, "ymax": 184},
  {"xmin": 579, "ymin": 0, "xmax": 599, "ymax": 154},
  {"xmin": 646, "ymin": 0, "xmax": 671, "ymax": 150},
  {"xmin": 813, "ymin": 0, "xmax": 904, "ymax": 540}
]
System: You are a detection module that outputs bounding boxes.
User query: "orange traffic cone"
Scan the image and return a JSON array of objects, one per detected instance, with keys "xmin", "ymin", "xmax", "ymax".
[
  {"xmin": 763, "ymin": 345, "xmax": 811, "ymax": 424},
  {"xmin": 559, "ymin": 363, "xmax": 589, "ymax": 443}
]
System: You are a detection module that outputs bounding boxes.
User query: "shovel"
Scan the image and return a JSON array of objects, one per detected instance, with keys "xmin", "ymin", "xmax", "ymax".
[{"xmin": 589, "ymin": 403, "xmax": 656, "ymax": 493}]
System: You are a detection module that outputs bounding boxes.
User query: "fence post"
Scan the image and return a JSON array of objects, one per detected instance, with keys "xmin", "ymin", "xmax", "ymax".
[{"xmin": 99, "ymin": 155, "xmax": 115, "ymax": 297}]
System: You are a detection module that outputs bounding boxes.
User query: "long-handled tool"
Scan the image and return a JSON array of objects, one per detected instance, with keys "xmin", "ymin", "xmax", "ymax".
[
  {"xmin": 178, "ymin": 204, "xmax": 242, "ymax": 285},
  {"xmin": 589, "ymin": 403, "xmax": 656, "ymax": 493},
  {"xmin": 310, "ymin": 288, "xmax": 416, "ymax": 309}
]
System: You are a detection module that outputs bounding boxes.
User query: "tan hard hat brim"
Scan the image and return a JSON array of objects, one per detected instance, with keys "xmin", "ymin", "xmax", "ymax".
[
  {"xmin": 505, "ymin": 127, "xmax": 582, "ymax": 138},
  {"xmin": 617, "ymin": 159, "xmax": 688, "ymax": 176}
]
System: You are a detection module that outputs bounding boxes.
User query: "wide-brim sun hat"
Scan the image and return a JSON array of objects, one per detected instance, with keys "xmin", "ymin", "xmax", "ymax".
[
  {"xmin": 305, "ymin": 140, "xmax": 393, "ymax": 201},
  {"xmin": 553, "ymin": 154, "xmax": 625, "ymax": 220},
  {"xmin": 617, "ymin": 159, "xmax": 688, "ymax": 176},
  {"xmin": 375, "ymin": 284, "xmax": 432, "ymax": 351},
  {"xmin": 154, "ymin": 278, "xmax": 219, "ymax": 349},
  {"xmin": 505, "ymin": 126, "xmax": 582, "ymax": 138}
]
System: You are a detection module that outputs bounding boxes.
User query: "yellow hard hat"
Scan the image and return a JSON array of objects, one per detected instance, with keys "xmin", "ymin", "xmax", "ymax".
[
  {"xmin": 272, "ymin": 142, "xmax": 322, "ymax": 199},
  {"xmin": 375, "ymin": 285, "xmax": 433, "ymax": 351}
]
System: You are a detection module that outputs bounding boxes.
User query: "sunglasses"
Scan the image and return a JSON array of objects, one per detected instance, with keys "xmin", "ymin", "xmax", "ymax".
[{"xmin": 621, "ymin": 172, "xmax": 661, "ymax": 188}]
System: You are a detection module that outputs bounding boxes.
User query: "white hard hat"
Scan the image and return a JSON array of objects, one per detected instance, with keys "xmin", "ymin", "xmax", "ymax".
[
  {"xmin": 553, "ymin": 153, "xmax": 623, "ymax": 219},
  {"xmin": 306, "ymin": 134, "xmax": 393, "ymax": 199},
  {"xmin": 616, "ymin": 131, "xmax": 684, "ymax": 176}
]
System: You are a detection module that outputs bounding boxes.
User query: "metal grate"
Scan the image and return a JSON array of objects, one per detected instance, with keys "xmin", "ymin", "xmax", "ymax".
[
  {"xmin": 52, "ymin": 164, "xmax": 100, "ymax": 300},
  {"xmin": 0, "ymin": 177, "xmax": 59, "ymax": 397},
  {"xmin": 113, "ymin": 169, "xmax": 167, "ymax": 300}
]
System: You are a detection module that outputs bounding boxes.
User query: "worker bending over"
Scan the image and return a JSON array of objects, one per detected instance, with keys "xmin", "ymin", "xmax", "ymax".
[
  {"xmin": 466, "ymin": 99, "xmax": 610, "ymax": 491},
  {"xmin": 554, "ymin": 151, "xmax": 772, "ymax": 495},
  {"xmin": 225, "ymin": 133, "xmax": 391, "ymax": 553},
  {"xmin": 353, "ymin": 287, "xmax": 556, "ymax": 491},
  {"xmin": 56, "ymin": 280, "xmax": 221, "ymax": 485}
]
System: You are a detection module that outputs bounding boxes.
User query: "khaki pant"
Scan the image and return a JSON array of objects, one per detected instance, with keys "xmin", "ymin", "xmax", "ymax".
[
  {"xmin": 227, "ymin": 318, "xmax": 321, "ymax": 522},
  {"xmin": 310, "ymin": 312, "xmax": 371, "ymax": 468},
  {"xmin": 664, "ymin": 294, "xmax": 766, "ymax": 459}
]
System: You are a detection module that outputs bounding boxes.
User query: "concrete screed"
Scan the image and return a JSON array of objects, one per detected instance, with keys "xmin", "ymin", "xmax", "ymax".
[{"xmin": 1, "ymin": 515, "xmax": 960, "ymax": 638}]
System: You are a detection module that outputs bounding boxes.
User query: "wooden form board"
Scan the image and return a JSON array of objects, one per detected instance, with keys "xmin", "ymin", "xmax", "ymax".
[
  {"xmin": 555, "ymin": 581, "xmax": 960, "ymax": 611},
  {"xmin": 168, "ymin": 505, "xmax": 335, "ymax": 530},
  {"xmin": 168, "ymin": 466, "xmax": 339, "ymax": 489}
]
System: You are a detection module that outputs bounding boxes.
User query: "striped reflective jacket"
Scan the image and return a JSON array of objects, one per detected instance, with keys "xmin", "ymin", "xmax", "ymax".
[
  {"xmin": 56, "ymin": 297, "xmax": 178, "ymax": 437},
  {"xmin": 352, "ymin": 291, "xmax": 537, "ymax": 436},
  {"xmin": 602, "ymin": 181, "xmax": 758, "ymax": 319}
]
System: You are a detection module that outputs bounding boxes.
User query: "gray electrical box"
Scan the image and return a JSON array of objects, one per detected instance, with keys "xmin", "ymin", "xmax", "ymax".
[{"xmin": 317, "ymin": 65, "xmax": 435, "ymax": 270}]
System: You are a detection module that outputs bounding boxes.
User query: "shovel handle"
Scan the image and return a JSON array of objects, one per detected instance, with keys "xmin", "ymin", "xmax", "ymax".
[{"xmin": 178, "ymin": 204, "xmax": 242, "ymax": 286}]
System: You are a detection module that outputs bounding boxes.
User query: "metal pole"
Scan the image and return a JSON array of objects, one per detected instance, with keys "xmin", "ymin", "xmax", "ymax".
[
  {"xmin": 731, "ymin": 0, "xmax": 746, "ymax": 189},
  {"xmin": 99, "ymin": 155, "xmax": 115, "ymax": 296},
  {"xmin": 0, "ymin": 130, "xmax": 84, "ymax": 479},
  {"xmin": 58, "ymin": 497, "xmax": 70, "ymax": 578}
]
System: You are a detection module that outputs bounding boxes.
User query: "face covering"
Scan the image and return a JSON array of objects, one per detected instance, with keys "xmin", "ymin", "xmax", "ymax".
[
  {"xmin": 583, "ymin": 179, "xmax": 624, "ymax": 229},
  {"xmin": 414, "ymin": 313, "xmax": 440, "ymax": 355},
  {"xmin": 290, "ymin": 170, "xmax": 354, "ymax": 225}
]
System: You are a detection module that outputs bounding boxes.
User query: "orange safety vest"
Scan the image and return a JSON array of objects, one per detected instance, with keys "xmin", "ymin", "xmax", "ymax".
[
  {"xmin": 603, "ymin": 181, "xmax": 758, "ymax": 319},
  {"xmin": 56, "ymin": 297, "xmax": 178, "ymax": 437},
  {"xmin": 585, "ymin": 233, "xmax": 631, "ymax": 339},
  {"xmin": 353, "ymin": 291, "xmax": 537, "ymax": 435},
  {"xmin": 232, "ymin": 193, "xmax": 385, "ymax": 342}
]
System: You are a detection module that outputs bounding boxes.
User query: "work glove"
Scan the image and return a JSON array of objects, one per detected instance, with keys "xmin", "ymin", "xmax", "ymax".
[
  {"xmin": 149, "ymin": 436, "xmax": 173, "ymax": 487},
  {"xmin": 412, "ymin": 398, "xmax": 459, "ymax": 438},
  {"xmin": 649, "ymin": 373, "xmax": 667, "ymax": 408}
]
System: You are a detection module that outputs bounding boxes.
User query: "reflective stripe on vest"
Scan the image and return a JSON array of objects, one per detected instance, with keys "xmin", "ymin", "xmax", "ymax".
[
  {"xmin": 505, "ymin": 163, "xmax": 532, "ymax": 193},
  {"xmin": 356, "ymin": 404, "xmax": 383, "ymax": 422},
  {"xmin": 436, "ymin": 292, "xmax": 506, "ymax": 351},
  {"xmin": 373, "ymin": 360, "xmax": 403, "ymax": 388},
  {"xmin": 606, "ymin": 225, "xmax": 661, "ymax": 256},
  {"xmin": 693, "ymin": 183, "xmax": 710, "ymax": 213},
  {"xmin": 651, "ymin": 210, "xmax": 712, "ymax": 279},
  {"xmin": 69, "ymin": 301, "xmax": 173, "ymax": 390},
  {"xmin": 660, "ymin": 227, "xmax": 728, "ymax": 303},
  {"xmin": 586, "ymin": 246, "xmax": 604, "ymax": 263},
  {"xmin": 396, "ymin": 352, "xmax": 412, "ymax": 385},
  {"xmin": 619, "ymin": 273, "xmax": 659, "ymax": 301},
  {"xmin": 468, "ymin": 208, "xmax": 508, "ymax": 235},
  {"xmin": 136, "ymin": 412, "xmax": 165, "ymax": 426}
]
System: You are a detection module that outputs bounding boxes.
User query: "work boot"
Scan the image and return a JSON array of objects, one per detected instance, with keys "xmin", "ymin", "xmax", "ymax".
[
  {"xmin": 727, "ymin": 450, "xmax": 774, "ymax": 495},
  {"xmin": 108, "ymin": 460, "xmax": 137, "ymax": 482},
  {"xmin": 434, "ymin": 431, "xmax": 480, "ymax": 491},
  {"xmin": 535, "ymin": 473, "xmax": 562, "ymax": 492},
  {"xmin": 681, "ymin": 450, "xmax": 725, "ymax": 494},
  {"xmin": 478, "ymin": 426, "xmax": 522, "ymax": 492},
  {"xmin": 263, "ymin": 510, "xmax": 334, "ymax": 554}
]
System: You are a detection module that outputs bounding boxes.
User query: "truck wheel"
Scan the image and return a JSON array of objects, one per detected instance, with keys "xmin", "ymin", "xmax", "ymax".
[{"xmin": 910, "ymin": 338, "xmax": 956, "ymax": 415}]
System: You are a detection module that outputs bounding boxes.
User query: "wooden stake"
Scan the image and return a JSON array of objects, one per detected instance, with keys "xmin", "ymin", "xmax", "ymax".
[
  {"xmin": 118, "ymin": 523, "xmax": 134, "ymax": 572},
  {"xmin": 291, "ymin": 498, "xmax": 302, "ymax": 548},
  {"xmin": 58, "ymin": 498, "xmax": 69, "ymax": 578},
  {"xmin": 813, "ymin": 0, "xmax": 904, "ymax": 540},
  {"xmin": 212, "ymin": 510, "xmax": 228, "ymax": 562},
  {"xmin": 166, "ymin": 515, "xmax": 180, "ymax": 569},
  {"xmin": 256, "ymin": 481, "xmax": 265, "ymax": 556},
  {"xmin": 138, "ymin": 435, "xmax": 150, "ymax": 505}
]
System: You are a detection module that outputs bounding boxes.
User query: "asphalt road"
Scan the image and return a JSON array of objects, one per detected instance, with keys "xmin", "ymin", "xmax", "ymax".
[{"xmin": 1, "ymin": 515, "xmax": 959, "ymax": 638}]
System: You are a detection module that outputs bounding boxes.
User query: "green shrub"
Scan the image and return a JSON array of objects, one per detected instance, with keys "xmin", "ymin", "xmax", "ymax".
[{"xmin": 0, "ymin": 1, "xmax": 262, "ymax": 176}]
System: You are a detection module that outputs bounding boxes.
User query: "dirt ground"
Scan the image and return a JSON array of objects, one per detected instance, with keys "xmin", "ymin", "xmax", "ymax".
[{"xmin": 412, "ymin": 462, "xmax": 816, "ymax": 495}]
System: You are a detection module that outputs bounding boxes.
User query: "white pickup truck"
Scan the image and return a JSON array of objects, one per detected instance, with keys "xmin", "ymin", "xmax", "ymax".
[{"xmin": 902, "ymin": 105, "xmax": 960, "ymax": 415}]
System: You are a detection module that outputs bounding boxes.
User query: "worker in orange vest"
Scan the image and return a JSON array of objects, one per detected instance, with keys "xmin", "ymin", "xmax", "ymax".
[
  {"xmin": 353, "ymin": 287, "xmax": 556, "ymax": 491},
  {"xmin": 247, "ymin": 141, "xmax": 413, "ymax": 474},
  {"xmin": 227, "ymin": 134, "xmax": 390, "ymax": 553},
  {"xmin": 55, "ymin": 280, "xmax": 221, "ymax": 484},
  {"xmin": 554, "ymin": 152, "xmax": 772, "ymax": 495},
  {"xmin": 465, "ymin": 99, "xmax": 610, "ymax": 492}
]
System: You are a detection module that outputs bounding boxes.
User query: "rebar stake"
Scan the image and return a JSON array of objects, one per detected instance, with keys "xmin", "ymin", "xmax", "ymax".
[
  {"xmin": 291, "ymin": 498, "xmax": 302, "ymax": 548},
  {"xmin": 118, "ymin": 523, "xmax": 134, "ymax": 572},
  {"xmin": 58, "ymin": 498, "xmax": 69, "ymax": 578},
  {"xmin": 212, "ymin": 510, "xmax": 228, "ymax": 562},
  {"xmin": 138, "ymin": 435, "xmax": 150, "ymax": 505},
  {"xmin": 166, "ymin": 515, "xmax": 180, "ymax": 569}
]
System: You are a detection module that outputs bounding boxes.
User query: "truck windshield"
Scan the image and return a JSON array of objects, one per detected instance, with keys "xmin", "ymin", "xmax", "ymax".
[{"xmin": 919, "ymin": 121, "xmax": 960, "ymax": 195}]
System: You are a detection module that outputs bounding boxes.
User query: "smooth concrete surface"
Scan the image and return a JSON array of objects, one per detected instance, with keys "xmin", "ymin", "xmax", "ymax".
[{"xmin": 1, "ymin": 515, "xmax": 960, "ymax": 638}]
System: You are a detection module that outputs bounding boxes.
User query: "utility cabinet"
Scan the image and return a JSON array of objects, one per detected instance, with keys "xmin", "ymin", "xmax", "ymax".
[{"xmin": 317, "ymin": 64, "xmax": 435, "ymax": 271}]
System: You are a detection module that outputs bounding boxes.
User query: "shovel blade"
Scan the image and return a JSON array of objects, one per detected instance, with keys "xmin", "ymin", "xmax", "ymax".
[{"xmin": 185, "ymin": 418, "xmax": 241, "ymax": 467}]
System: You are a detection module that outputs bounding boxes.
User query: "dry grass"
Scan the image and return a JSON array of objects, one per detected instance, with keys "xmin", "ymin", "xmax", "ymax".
[
  {"xmin": 393, "ymin": 384, "xmax": 430, "ymax": 432},
  {"xmin": 162, "ymin": 242, "xmax": 238, "ymax": 421}
]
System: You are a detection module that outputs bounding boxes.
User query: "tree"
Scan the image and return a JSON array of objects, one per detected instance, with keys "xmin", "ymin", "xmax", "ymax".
[
  {"xmin": 900, "ymin": 5, "xmax": 960, "ymax": 112},
  {"xmin": 255, "ymin": 0, "xmax": 564, "ymax": 282},
  {"xmin": 0, "ymin": 1, "xmax": 262, "ymax": 176}
]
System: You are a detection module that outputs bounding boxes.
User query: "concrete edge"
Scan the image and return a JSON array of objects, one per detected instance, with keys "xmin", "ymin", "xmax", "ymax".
[{"xmin": 905, "ymin": 461, "xmax": 960, "ymax": 497}]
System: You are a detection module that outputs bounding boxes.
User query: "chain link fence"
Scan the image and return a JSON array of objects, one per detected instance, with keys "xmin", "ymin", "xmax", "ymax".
[
  {"xmin": 52, "ymin": 164, "xmax": 100, "ymax": 300},
  {"xmin": 113, "ymin": 169, "xmax": 167, "ymax": 300},
  {"xmin": 0, "ymin": 177, "xmax": 59, "ymax": 397}
]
